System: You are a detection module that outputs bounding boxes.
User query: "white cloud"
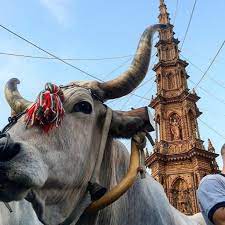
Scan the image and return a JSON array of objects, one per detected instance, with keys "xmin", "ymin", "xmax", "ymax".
[{"xmin": 39, "ymin": 0, "xmax": 72, "ymax": 26}]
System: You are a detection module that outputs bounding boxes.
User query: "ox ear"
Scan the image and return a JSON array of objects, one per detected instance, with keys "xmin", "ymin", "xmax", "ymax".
[{"xmin": 109, "ymin": 107, "xmax": 154, "ymax": 138}]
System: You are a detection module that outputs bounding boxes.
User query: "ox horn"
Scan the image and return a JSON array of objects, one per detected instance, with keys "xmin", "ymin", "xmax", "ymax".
[
  {"xmin": 5, "ymin": 78, "xmax": 32, "ymax": 114},
  {"xmin": 85, "ymin": 135, "xmax": 143, "ymax": 213},
  {"xmin": 98, "ymin": 24, "xmax": 167, "ymax": 100}
]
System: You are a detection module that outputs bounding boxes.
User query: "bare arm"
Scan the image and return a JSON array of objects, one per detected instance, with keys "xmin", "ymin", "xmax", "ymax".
[{"xmin": 213, "ymin": 207, "xmax": 225, "ymax": 225}]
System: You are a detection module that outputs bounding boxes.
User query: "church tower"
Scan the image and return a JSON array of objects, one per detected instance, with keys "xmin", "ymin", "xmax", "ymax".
[{"xmin": 145, "ymin": 0, "xmax": 219, "ymax": 215}]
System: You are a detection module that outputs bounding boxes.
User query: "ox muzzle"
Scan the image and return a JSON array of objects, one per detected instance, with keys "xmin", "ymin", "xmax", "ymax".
[{"xmin": 0, "ymin": 133, "xmax": 21, "ymax": 162}]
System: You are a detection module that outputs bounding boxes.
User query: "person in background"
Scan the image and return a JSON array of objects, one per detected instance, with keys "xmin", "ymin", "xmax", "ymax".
[{"xmin": 197, "ymin": 144, "xmax": 225, "ymax": 225}]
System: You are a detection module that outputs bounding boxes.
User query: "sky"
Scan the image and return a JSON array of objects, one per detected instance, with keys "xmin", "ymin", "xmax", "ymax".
[{"xmin": 0, "ymin": 0, "xmax": 224, "ymax": 167}]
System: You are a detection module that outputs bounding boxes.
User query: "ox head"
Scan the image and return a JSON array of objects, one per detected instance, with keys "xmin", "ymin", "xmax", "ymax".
[{"xmin": 0, "ymin": 24, "xmax": 165, "ymax": 214}]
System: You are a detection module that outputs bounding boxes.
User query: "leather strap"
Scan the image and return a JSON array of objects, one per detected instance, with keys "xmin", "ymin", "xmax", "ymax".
[
  {"xmin": 90, "ymin": 107, "xmax": 112, "ymax": 183},
  {"xmin": 59, "ymin": 107, "xmax": 112, "ymax": 225}
]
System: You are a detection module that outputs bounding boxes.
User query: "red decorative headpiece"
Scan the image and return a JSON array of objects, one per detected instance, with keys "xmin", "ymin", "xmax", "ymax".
[{"xmin": 25, "ymin": 83, "xmax": 65, "ymax": 132}]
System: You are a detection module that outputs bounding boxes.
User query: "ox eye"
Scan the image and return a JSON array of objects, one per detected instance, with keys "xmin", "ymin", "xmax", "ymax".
[{"xmin": 72, "ymin": 101, "xmax": 92, "ymax": 114}]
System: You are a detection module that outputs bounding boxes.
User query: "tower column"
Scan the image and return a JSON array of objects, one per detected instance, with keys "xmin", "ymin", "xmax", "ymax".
[
  {"xmin": 155, "ymin": 118, "xmax": 159, "ymax": 142},
  {"xmin": 186, "ymin": 114, "xmax": 191, "ymax": 139},
  {"xmin": 146, "ymin": 0, "xmax": 219, "ymax": 216},
  {"xmin": 185, "ymin": 110, "xmax": 192, "ymax": 138},
  {"xmin": 196, "ymin": 119, "xmax": 201, "ymax": 139}
]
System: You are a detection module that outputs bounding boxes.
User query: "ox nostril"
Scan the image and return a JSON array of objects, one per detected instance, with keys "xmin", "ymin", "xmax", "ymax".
[{"xmin": 0, "ymin": 142, "xmax": 21, "ymax": 162}]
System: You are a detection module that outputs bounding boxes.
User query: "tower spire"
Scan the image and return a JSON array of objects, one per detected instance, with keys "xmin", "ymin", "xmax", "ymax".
[
  {"xmin": 146, "ymin": 0, "xmax": 219, "ymax": 216},
  {"xmin": 159, "ymin": 0, "xmax": 170, "ymax": 24},
  {"xmin": 155, "ymin": 0, "xmax": 178, "ymax": 62}
]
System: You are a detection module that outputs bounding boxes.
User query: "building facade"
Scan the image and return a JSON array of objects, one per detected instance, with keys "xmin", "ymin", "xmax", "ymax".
[{"xmin": 145, "ymin": 0, "xmax": 219, "ymax": 215}]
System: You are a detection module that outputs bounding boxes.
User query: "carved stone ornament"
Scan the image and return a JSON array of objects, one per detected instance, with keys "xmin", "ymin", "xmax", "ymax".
[{"xmin": 169, "ymin": 114, "xmax": 182, "ymax": 141}]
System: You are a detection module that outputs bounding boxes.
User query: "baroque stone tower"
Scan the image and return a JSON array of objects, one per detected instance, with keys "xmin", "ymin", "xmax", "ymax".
[{"xmin": 145, "ymin": 0, "xmax": 219, "ymax": 215}]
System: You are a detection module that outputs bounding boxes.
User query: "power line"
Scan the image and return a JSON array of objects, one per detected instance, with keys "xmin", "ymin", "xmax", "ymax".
[
  {"xmin": 133, "ymin": 82, "xmax": 155, "ymax": 108},
  {"xmin": 180, "ymin": 0, "xmax": 197, "ymax": 50},
  {"xmin": 0, "ymin": 51, "xmax": 134, "ymax": 61},
  {"xmin": 0, "ymin": 50, "xmax": 133, "ymax": 82},
  {"xmin": 199, "ymin": 118, "xmax": 225, "ymax": 140},
  {"xmin": 101, "ymin": 57, "xmax": 132, "ymax": 80},
  {"xmin": 184, "ymin": 40, "xmax": 225, "ymax": 100},
  {"xmin": 108, "ymin": 79, "xmax": 154, "ymax": 108},
  {"xmin": 181, "ymin": 53, "xmax": 225, "ymax": 90},
  {"xmin": 108, "ymin": 97, "xmax": 125, "ymax": 107},
  {"xmin": 107, "ymin": 53, "xmax": 157, "ymax": 106},
  {"xmin": 0, "ymin": 24, "xmax": 160, "ymax": 102},
  {"xmin": 189, "ymin": 79, "xmax": 225, "ymax": 107},
  {"xmin": 0, "ymin": 24, "xmax": 159, "ymax": 103},
  {"xmin": 114, "ymin": 34, "xmax": 158, "ymax": 109},
  {"xmin": 118, "ymin": 76, "xmax": 154, "ymax": 109},
  {"xmin": 0, "ymin": 24, "xmax": 104, "ymax": 82},
  {"xmin": 119, "ymin": 94, "xmax": 135, "ymax": 110},
  {"xmin": 127, "ymin": 93, "xmax": 151, "ymax": 101},
  {"xmin": 118, "ymin": 54, "xmax": 157, "ymax": 109},
  {"xmin": 0, "ymin": 48, "xmax": 158, "ymax": 64},
  {"xmin": 4, "ymin": 49, "xmax": 225, "ymax": 91},
  {"xmin": 173, "ymin": 0, "xmax": 179, "ymax": 25},
  {"xmin": 191, "ymin": 40, "xmax": 225, "ymax": 90},
  {"xmin": 119, "ymin": 75, "xmax": 154, "ymax": 109}
]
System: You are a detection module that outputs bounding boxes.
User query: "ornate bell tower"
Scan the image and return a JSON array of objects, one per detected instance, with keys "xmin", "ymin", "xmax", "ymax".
[{"xmin": 145, "ymin": 0, "xmax": 219, "ymax": 215}]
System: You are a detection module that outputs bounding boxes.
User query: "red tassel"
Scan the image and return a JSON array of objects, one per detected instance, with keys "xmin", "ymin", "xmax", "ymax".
[{"xmin": 25, "ymin": 83, "xmax": 65, "ymax": 132}]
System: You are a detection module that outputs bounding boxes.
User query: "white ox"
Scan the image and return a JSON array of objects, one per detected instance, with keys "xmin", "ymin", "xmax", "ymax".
[{"xmin": 0, "ymin": 24, "xmax": 206, "ymax": 225}]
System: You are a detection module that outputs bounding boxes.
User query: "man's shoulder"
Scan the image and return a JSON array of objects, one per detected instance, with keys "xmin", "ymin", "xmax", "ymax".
[
  {"xmin": 197, "ymin": 173, "xmax": 225, "ymax": 224},
  {"xmin": 199, "ymin": 174, "xmax": 225, "ymax": 189}
]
